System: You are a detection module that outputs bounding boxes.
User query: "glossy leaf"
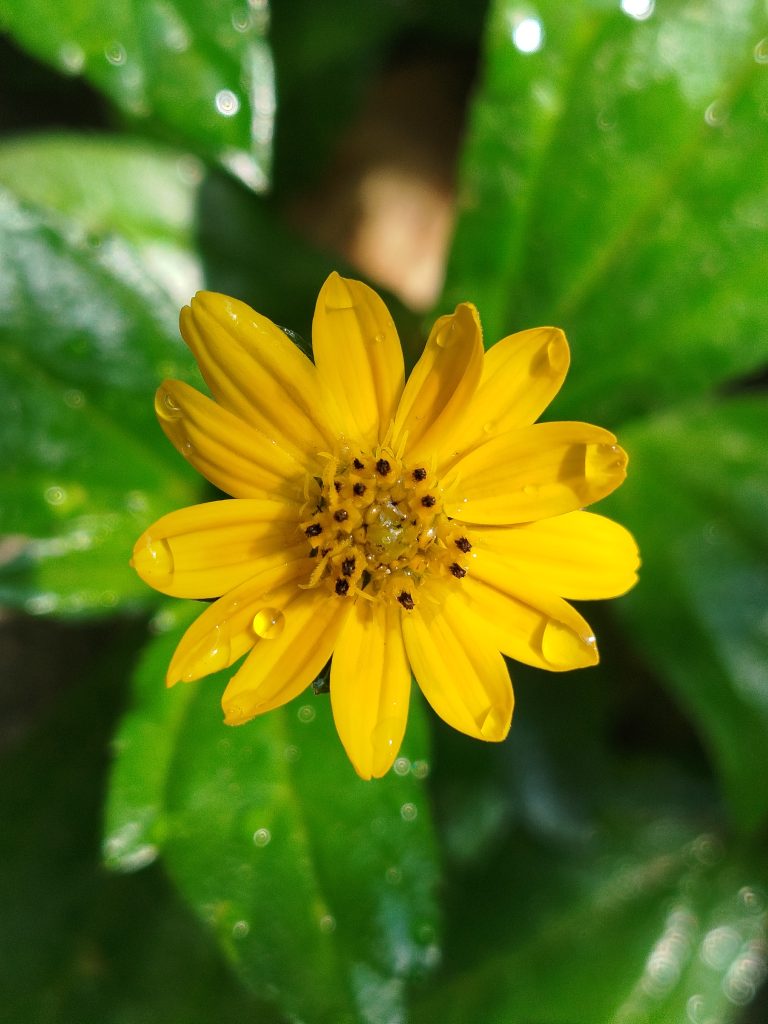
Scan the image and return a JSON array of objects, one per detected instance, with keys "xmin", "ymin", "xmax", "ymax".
[
  {"xmin": 104, "ymin": 603, "xmax": 440, "ymax": 1024},
  {"xmin": 0, "ymin": 0, "xmax": 274, "ymax": 190},
  {"xmin": 605, "ymin": 396, "xmax": 768, "ymax": 831},
  {"xmin": 443, "ymin": 0, "xmax": 768, "ymax": 426},
  {"xmin": 0, "ymin": 134, "xmax": 203, "ymax": 304},
  {"xmin": 0, "ymin": 181, "xmax": 201, "ymax": 616}
]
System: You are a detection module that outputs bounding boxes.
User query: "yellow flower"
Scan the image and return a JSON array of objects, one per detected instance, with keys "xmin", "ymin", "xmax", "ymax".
[{"xmin": 132, "ymin": 272, "xmax": 638, "ymax": 779}]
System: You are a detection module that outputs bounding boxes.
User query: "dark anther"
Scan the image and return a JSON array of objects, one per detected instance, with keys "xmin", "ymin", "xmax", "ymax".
[
  {"xmin": 376, "ymin": 458, "xmax": 391, "ymax": 476},
  {"xmin": 455, "ymin": 537, "xmax": 472, "ymax": 553},
  {"xmin": 321, "ymin": 547, "xmax": 331, "ymax": 556},
  {"xmin": 353, "ymin": 458, "xmax": 364, "ymax": 470},
  {"xmin": 341, "ymin": 557, "xmax": 356, "ymax": 576},
  {"xmin": 305, "ymin": 522, "xmax": 322, "ymax": 537},
  {"xmin": 360, "ymin": 569, "xmax": 372, "ymax": 590},
  {"xmin": 450, "ymin": 562, "xmax": 467, "ymax": 579},
  {"xmin": 334, "ymin": 480, "xmax": 342, "ymax": 493},
  {"xmin": 421, "ymin": 494, "xmax": 436, "ymax": 508},
  {"xmin": 412, "ymin": 467, "xmax": 427, "ymax": 481},
  {"xmin": 309, "ymin": 546, "xmax": 319, "ymax": 558},
  {"xmin": 334, "ymin": 508, "xmax": 349, "ymax": 522},
  {"xmin": 353, "ymin": 482, "xmax": 366, "ymax": 496},
  {"xmin": 335, "ymin": 578, "xmax": 350, "ymax": 596},
  {"xmin": 397, "ymin": 591, "xmax": 415, "ymax": 610}
]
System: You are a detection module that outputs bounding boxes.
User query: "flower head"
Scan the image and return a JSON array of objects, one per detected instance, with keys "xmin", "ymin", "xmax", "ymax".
[{"xmin": 132, "ymin": 273, "xmax": 638, "ymax": 778}]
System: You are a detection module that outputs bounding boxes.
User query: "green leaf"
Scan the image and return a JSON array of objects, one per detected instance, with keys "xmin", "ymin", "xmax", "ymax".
[
  {"xmin": 105, "ymin": 603, "xmax": 440, "ymax": 1024},
  {"xmin": 443, "ymin": 0, "xmax": 768, "ymax": 425},
  {"xmin": 605, "ymin": 395, "xmax": 768, "ymax": 830},
  {"xmin": 0, "ymin": 134, "xmax": 203, "ymax": 304},
  {"xmin": 0, "ymin": 173, "xmax": 201, "ymax": 617},
  {"xmin": 0, "ymin": 0, "xmax": 273, "ymax": 190},
  {"xmin": 416, "ymin": 810, "xmax": 768, "ymax": 1024}
]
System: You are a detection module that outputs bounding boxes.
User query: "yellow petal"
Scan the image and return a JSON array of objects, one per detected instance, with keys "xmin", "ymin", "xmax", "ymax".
[
  {"xmin": 180, "ymin": 292, "xmax": 333, "ymax": 468},
  {"xmin": 442, "ymin": 421, "xmax": 627, "ymax": 524},
  {"xmin": 471, "ymin": 512, "xmax": 640, "ymax": 600},
  {"xmin": 221, "ymin": 587, "xmax": 351, "ymax": 723},
  {"xmin": 392, "ymin": 302, "xmax": 484, "ymax": 464},
  {"xmin": 460, "ymin": 569, "xmax": 599, "ymax": 671},
  {"xmin": 448, "ymin": 327, "xmax": 570, "ymax": 465},
  {"xmin": 330, "ymin": 599, "xmax": 411, "ymax": 780},
  {"xmin": 312, "ymin": 272, "xmax": 404, "ymax": 447},
  {"xmin": 132, "ymin": 498, "xmax": 304, "ymax": 599},
  {"xmin": 167, "ymin": 556, "xmax": 313, "ymax": 685},
  {"xmin": 401, "ymin": 593, "xmax": 513, "ymax": 741},
  {"xmin": 155, "ymin": 380, "xmax": 304, "ymax": 500}
]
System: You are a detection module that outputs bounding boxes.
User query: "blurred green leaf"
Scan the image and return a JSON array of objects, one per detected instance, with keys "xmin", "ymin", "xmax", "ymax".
[
  {"xmin": 105, "ymin": 603, "xmax": 440, "ymax": 1024},
  {"xmin": 0, "ymin": 619, "xmax": 277, "ymax": 1024},
  {"xmin": 443, "ymin": 0, "xmax": 768, "ymax": 426},
  {"xmin": 416, "ymin": 809, "xmax": 768, "ymax": 1024},
  {"xmin": 0, "ymin": 134, "xmax": 203, "ymax": 304},
  {"xmin": 0, "ymin": 169, "xmax": 201, "ymax": 617},
  {"xmin": 606, "ymin": 395, "xmax": 768, "ymax": 831},
  {"xmin": 0, "ymin": 0, "xmax": 273, "ymax": 190}
]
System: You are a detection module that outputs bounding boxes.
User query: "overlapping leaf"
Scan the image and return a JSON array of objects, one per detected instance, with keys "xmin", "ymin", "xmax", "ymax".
[
  {"xmin": 104, "ymin": 603, "xmax": 440, "ymax": 1024},
  {"xmin": 0, "ymin": 0, "xmax": 274, "ymax": 190}
]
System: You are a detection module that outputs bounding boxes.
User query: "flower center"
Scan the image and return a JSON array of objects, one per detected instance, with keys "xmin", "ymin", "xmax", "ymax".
[{"xmin": 299, "ymin": 446, "xmax": 471, "ymax": 609}]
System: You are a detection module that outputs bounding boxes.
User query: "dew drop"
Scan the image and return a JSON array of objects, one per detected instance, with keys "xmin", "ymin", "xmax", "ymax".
[
  {"xmin": 63, "ymin": 388, "xmax": 85, "ymax": 409},
  {"xmin": 59, "ymin": 41, "xmax": 85, "ymax": 74},
  {"xmin": 373, "ymin": 331, "xmax": 385, "ymax": 344},
  {"xmin": 44, "ymin": 485, "xmax": 66, "ymax": 506},
  {"xmin": 754, "ymin": 37, "xmax": 768, "ymax": 64},
  {"xmin": 400, "ymin": 802, "xmax": 418, "ymax": 822},
  {"xmin": 412, "ymin": 759, "xmax": 430, "ymax": 779},
  {"xmin": 435, "ymin": 321, "xmax": 456, "ymax": 348},
  {"xmin": 145, "ymin": 537, "xmax": 174, "ymax": 578},
  {"xmin": 252, "ymin": 827, "xmax": 271, "ymax": 847},
  {"xmin": 215, "ymin": 89, "xmax": 240, "ymax": 116},
  {"xmin": 393, "ymin": 756, "xmax": 411, "ymax": 776},
  {"xmin": 319, "ymin": 914, "xmax": 336, "ymax": 934},
  {"xmin": 183, "ymin": 623, "xmax": 231, "ymax": 680},
  {"xmin": 704, "ymin": 99, "xmax": 727, "ymax": 127},
  {"xmin": 546, "ymin": 334, "xmax": 569, "ymax": 373},
  {"xmin": 540, "ymin": 621, "xmax": 596, "ymax": 668},
  {"xmin": 480, "ymin": 704, "xmax": 508, "ymax": 739},
  {"xmin": 232, "ymin": 919, "xmax": 250, "ymax": 938},
  {"xmin": 252, "ymin": 606, "xmax": 285, "ymax": 639},
  {"xmin": 298, "ymin": 704, "xmax": 316, "ymax": 723},
  {"xmin": 231, "ymin": 8, "xmax": 252, "ymax": 31},
  {"xmin": 104, "ymin": 41, "xmax": 127, "ymax": 65},
  {"xmin": 482, "ymin": 421, "xmax": 495, "ymax": 434},
  {"xmin": 584, "ymin": 442, "xmax": 626, "ymax": 483},
  {"xmin": 154, "ymin": 388, "xmax": 182, "ymax": 421}
]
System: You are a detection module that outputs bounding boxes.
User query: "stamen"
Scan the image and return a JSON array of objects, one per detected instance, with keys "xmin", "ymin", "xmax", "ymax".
[
  {"xmin": 397, "ymin": 591, "xmax": 414, "ymax": 610},
  {"xmin": 421, "ymin": 495, "xmax": 436, "ymax": 508},
  {"xmin": 455, "ymin": 537, "xmax": 472, "ymax": 553},
  {"xmin": 353, "ymin": 458, "xmax": 364, "ymax": 470},
  {"xmin": 341, "ymin": 557, "xmax": 356, "ymax": 576},
  {"xmin": 412, "ymin": 467, "xmax": 427, "ymax": 481},
  {"xmin": 334, "ymin": 480, "xmax": 342, "ymax": 493},
  {"xmin": 333, "ymin": 509, "xmax": 349, "ymax": 522},
  {"xmin": 353, "ymin": 482, "xmax": 366, "ymax": 496},
  {"xmin": 450, "ymin": 563, "xmax": 467, "ymax": 579},
  {"xmin": 305, "ymin": 522, "xmax": 322, "ymax": 537},
  {"xmin": 335, "ymin": 578, "xmax": 350, "ymax": 596},
  {"xmin": 376, "ymin": 458, "xmax": 391, "ymax": 476}
]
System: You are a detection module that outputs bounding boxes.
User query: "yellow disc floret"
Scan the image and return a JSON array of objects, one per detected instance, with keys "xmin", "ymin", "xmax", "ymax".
[{"xmin": 299, "ymin": 445, "xmax": 472, "ymax": 609}]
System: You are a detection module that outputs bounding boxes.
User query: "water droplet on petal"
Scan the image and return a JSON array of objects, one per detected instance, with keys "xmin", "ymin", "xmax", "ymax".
[
  {"xmin": 154, "ymin": 388, "xmax": 182, "ymax": 421},
  {"xmin": 546, "ymin": 334, "xmax": 569, "ymax": 373},
  {"xmin": 145, "ymin": 537, "xmax": 174, "ymax": 578},
  {"xmin": 373, "ymin": 331, "xmax": 385, "ymax": 344},
  {"xmin": 584, "ymin": 442, "xmax": 626, "ymax": 485},
  {"xmin": 252, "ymin": 606, "xmax": 285, "ymax": 639},
  {"xmin": 541, "ymin": 621, "xmax": 596, "ymax": 668},
  {"xmin": 482, "ymin": 421, "xmax": 495, "ymax": 435},
  {"xmin": 435, "ymin": 321, "xmax": 456, "ymax": 348},
  {"xmin": 480, "ymin": 704, "xmax": 509, "ymax": 739},
  {"xmin": 183, "ymin": 623, "xmax": 231, "ymax": 680},
  {"xmin": 252, "ymin": 827, "xmax": 271, "ymax": 847}
]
